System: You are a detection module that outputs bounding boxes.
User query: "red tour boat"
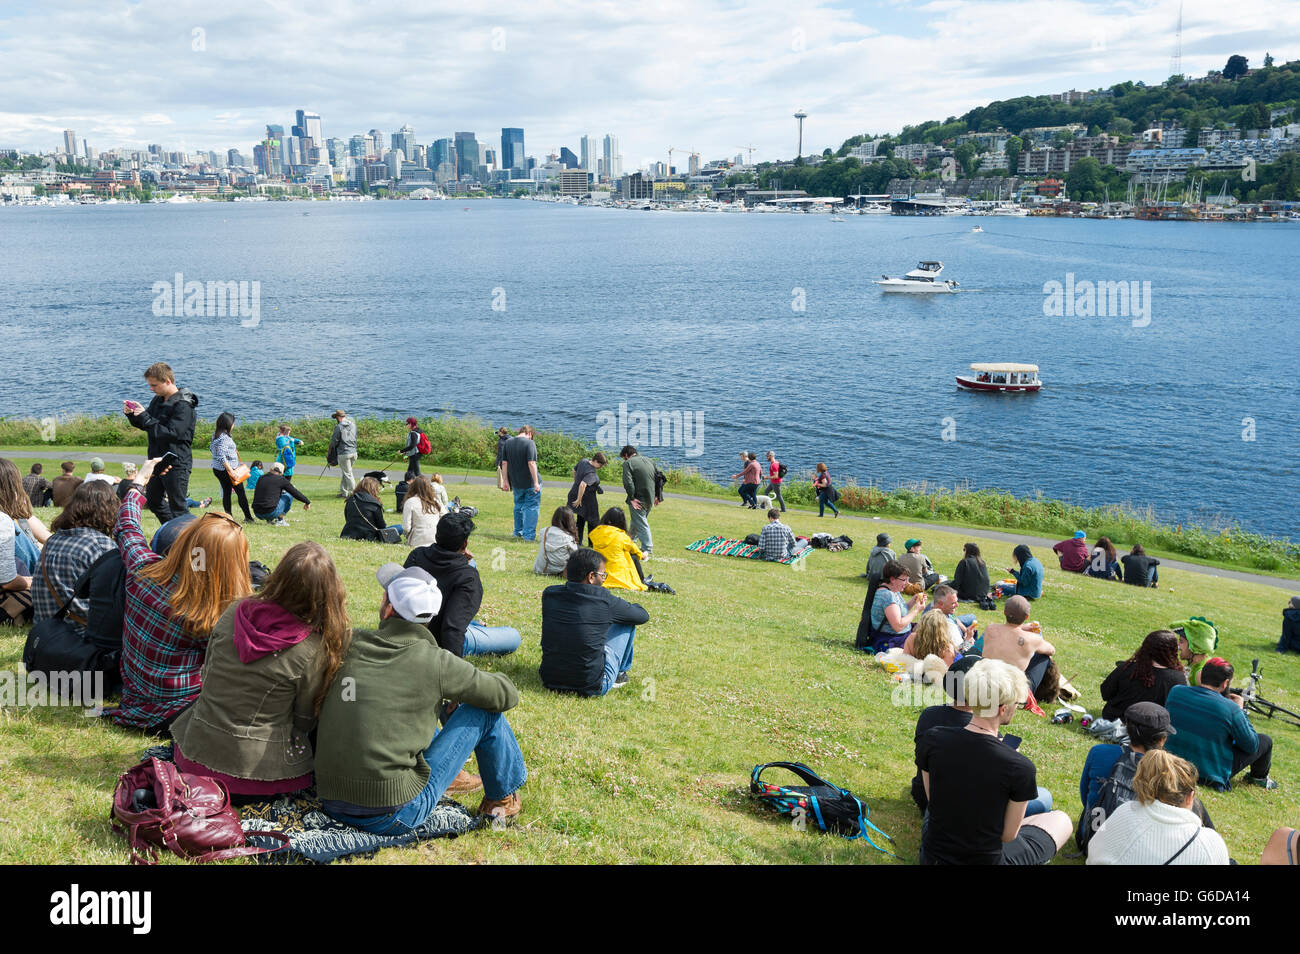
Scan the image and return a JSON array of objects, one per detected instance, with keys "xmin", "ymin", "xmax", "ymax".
[{"xmin": 956, "ymin": 363, "xmax": 1042, "ymax": 392}]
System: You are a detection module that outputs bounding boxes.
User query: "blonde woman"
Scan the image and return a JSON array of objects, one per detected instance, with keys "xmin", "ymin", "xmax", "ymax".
[
  {"xmin": 1087, "ymin": 750, "xmax": 1229, "ymax": 865},
  {"xmin": 903, "ymin": 609, "xmax": 956, "ymax": 666},
  {"xmin": 428, "ymin": 473, "xmax": 450, "ymax": 512},
  {"xmin": 402, "ymin": 476, "xmax": 444, "ymax": 548}
]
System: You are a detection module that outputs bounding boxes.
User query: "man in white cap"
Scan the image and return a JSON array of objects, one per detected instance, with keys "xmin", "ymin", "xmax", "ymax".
[{"xmin": 314, "ymin": 563, "xmax": 527, "ymax": 829}]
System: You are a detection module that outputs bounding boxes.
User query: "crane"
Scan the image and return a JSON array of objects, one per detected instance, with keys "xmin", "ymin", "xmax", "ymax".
[{"xmin": 740, "ymin": 145, "xmax": 756, "ymax": 166}]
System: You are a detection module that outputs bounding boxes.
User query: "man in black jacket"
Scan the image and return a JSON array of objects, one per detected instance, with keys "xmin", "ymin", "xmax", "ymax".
[
  {"xmin": 251, "ymin": 462, "xmax": 311, "ymax": 525},
  {"xmin": 540, "ymin": 548, "xmax": 649, "ymax": 696},
  {"xmin": 123, "ymin": 361, "xmax": 198, "ymax": 523},
  {"xmin": 404, "ymin": 511, "xmax": 521, "ymax": 657}
]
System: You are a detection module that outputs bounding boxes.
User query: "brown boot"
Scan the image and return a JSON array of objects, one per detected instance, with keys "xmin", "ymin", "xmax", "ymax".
[
  {"xmin": 446, "ymin": 769, "xmax": 483, "ymax": 796},
  {"xmin": 478, "ymin": 792, "xmax": 522, "ymax": 824}
]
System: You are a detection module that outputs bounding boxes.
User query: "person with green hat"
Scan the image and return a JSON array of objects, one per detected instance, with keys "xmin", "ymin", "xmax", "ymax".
[
  {"xmin": 81, "ymin": 457, "xmax": 119, "ymax": 487},
  {"xmin": 1174, "ymin": 617, "xmax": 1218, "ymax": 686},
  {"xmin": 899, "ymin": 538, "xmax": 941, "ymax": 590}
]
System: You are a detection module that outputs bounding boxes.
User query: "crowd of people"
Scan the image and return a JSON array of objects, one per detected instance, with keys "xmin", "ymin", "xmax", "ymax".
[{"xmin": 1, "ymin": 359, "xmax": 1297, "ymax": 863}]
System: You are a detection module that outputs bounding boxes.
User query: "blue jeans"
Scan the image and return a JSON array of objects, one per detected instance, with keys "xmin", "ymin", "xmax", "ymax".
[
  {"xmin": 513, "ymin": 487, "xmax": 540, "ymax": 541},
  {"xmin": 256, "ymin": 491, "xmax": 293, "ymax": 522},
  {"xmin": 817, "ymin": 489, "xmax": 839, "ymax": 516},
  {"xmin": 1148, "ymin": 565, "xmax": 1159, "ymax": 584},
  {"xmin": 1026, "ymin": 786, "xmax": 1052, "ymax": 817},
  {"xmin": 327, "ymin": 703, "xmax": 527, "ymax": 834},
  {"xmin": 629, "ymin": 505, "xmax": 652, "ymax": 553},
  {"xmin": 463, "ymin": 621, "xmax": 522, "ymax": 656},
  {"xmin": 738, "ymin": 483, "xmax": 758, "ymax": 507},
  {"xmin": 598, "ymin": 624, "xmax": 637, "ymax": 695}
]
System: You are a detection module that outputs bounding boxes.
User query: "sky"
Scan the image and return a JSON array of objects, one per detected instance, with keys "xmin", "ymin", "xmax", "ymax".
[{"xmin": 1, "ymin": 0, "xmax": 1297, "ymax": 167}]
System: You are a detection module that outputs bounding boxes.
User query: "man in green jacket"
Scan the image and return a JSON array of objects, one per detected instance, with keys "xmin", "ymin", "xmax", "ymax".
[
  {"xmin": 620, "ymin": 444, "xmax": 656, "ymax": 558},
  {"xmin": 315, "ymin": 563, "xmax": 527, "ymax": 829}
]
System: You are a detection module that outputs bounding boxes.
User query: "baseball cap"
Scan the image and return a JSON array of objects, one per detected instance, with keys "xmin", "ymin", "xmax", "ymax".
[
  {"xmin": 1073, "ymin": 530, "xmax": 1086, "ymax": 539},
  {"xmin": 90, "ymin": 457, "xmax": 106, "ymax": 472},
  {"xmin": 904, "ymin": 538, "xmax": 921, "ymax": 549},
  {"xmin": 376, "ymin": 563, "xmax": 442, "ymax": 623},
  {"xmin": 405, "ymin": 416, "xmax": 418, "ymax": 427},
  {"xmin": 1124, "ymin": 701, "xmax": 1175, "ymax": 735}
]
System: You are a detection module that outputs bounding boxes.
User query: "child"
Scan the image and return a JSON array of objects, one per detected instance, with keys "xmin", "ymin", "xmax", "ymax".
[
  {"xmin": 274, "ymin": 426, "xmax": 304, "ymax": 477},
  {"xmin": 247, "ymin": 460, "xmax": 264, "ymax": 492}
]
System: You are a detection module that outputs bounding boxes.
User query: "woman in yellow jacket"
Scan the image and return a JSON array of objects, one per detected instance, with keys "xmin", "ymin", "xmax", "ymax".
[{"xmin": 588, "ymin": 507, "xmax": 648, "ymax": 592}]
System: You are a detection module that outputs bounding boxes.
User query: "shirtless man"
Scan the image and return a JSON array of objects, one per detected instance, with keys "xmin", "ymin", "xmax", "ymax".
[{"xmin": 982, "ymin": 596, "xmax": 1055, "ymax": 696}]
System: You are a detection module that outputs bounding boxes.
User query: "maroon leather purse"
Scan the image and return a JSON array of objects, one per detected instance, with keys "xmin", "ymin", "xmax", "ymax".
[{"xmin": 111, "ymin": 756, "xmax": 288, "ymax": 865}]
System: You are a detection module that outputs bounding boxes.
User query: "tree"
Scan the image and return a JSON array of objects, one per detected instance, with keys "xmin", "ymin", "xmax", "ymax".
[
  {"xmin": 1224, "ymin": 55, "xmax": 1249, "ymax": 80},
  {"xmin": 1264, "ymin": 52, "xmax": 1274, "ymax": 69},
  {"xmin": 1004, "ymin": 135, "xmax": 1023, "ymax": 174},
  {"xmin": 1066, "ymin": 156, "xmax": 1103, "ymax": 201},
  {"xmin": 1109, "ymin": 117, "xmax": 1134, "ymax": 136}
]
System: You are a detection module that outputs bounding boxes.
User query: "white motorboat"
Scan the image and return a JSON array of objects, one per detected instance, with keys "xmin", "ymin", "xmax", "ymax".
[
  {"xmin": 971, "ymin": 225, "xmax": 983, "ymax": 232},
  {"xmin": 875, "ymin": 260, "xmax": 959, "ymax": 293}
]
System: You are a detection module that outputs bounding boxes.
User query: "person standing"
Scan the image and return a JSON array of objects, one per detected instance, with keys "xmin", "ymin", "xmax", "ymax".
[
  {"xmin": 210, "ymin": 412, "xmax": 254, "ymax": 523},
  {"xmin": 402, "ymin": 417, "xmax": 423, "ymax": 476},
  {"xmin": 730, "ymin": 452, "xmax": 759, "ymax": 509},
  {"xmin": 328, "ymin": 409, "xmax": 358, "ymax": 498},
  {"xmin": 763, "ymin": 451, "xmax": 786, "ymax": 512},
  {"xmin": 812, "ymin": 462, "xmax": 839, "ymax": 517},
  {"xmin": 123, "ymin": 362, "xmax": 199, "ymax": 525},
  {"xmin": 566, "ymin": 452, "xmax": 606, "ymax": 545},
  {"xmin": 274, "ymin": 424, "xmax": 304, "ymax": 478},
  {"xmin": 620, "ymin": 445, "xmax": 655, "ymax": 558},
  {"xmin": 494, "ymin": 426, "xmax": 511, "ymax": 490},
  {"xmin": 502, "ymin": 425, "xmax": 541, "ymax": 542}
]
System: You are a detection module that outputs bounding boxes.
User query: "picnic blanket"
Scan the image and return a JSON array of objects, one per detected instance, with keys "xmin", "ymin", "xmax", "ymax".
[
  {"xmin": 685, "ymin": 535, "xmax": 812, "ymax": 564},
  {"xmin": 140, "ymin": 744, "xmax": 482, "ymax": 864}
]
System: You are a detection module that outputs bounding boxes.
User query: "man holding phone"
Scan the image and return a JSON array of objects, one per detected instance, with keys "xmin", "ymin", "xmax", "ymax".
[{"xmin": 123, "ymin": 361, "xmax": 199, "ymax": 524}]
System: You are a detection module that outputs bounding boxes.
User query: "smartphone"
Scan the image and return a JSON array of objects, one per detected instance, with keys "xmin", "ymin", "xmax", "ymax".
[{"xmin": 157, "ymin": 451, "xmax": 180, "ymax": 470}]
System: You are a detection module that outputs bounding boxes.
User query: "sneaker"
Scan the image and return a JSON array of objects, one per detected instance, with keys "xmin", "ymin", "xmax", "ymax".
[
  {"xmin": 641, "ymin": 550, "xmax": 651, "ymax": 560},
  {"xmin": 272, "ymin": 517, "xmax": 290, "ymax": 527},
  {"xmin": 446, "ymin": 768, "xmax": 483, "ymax": 796},
  {"xmin": 612, "ymin": 671, "xmax": 630, "ymax": 688},
  {"xmin": 478, "ymin": 792, "xmax": 522, "ymax": 823},
  {"xmin": 1249, "ymin": 776, "xmax": 1279, "ymax": 790},
  {"xmin": 199, "ymin": 496, "xmax": 213, "ymax": 509}
]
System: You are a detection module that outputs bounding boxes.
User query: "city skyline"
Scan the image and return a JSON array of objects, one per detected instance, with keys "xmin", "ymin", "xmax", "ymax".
[{"xmin": 3, "ymin": 0, "xmax": 1298, "ymax": 164}]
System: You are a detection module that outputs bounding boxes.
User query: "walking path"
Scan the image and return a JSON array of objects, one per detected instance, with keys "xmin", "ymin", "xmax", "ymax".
[{"xmin": 11, "ymin": 447, "xmax": 1299, "ymax": 591}]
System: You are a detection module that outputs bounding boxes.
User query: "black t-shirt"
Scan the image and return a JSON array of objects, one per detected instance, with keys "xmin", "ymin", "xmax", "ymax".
[
  {"xmin": 1099, "ymin": 661, "xmax": 1188, "ymax": 721},
  {"xmin": 912, "ymin": 705, "xmax": 973, "ymax": 812},
  {"xmin": 503, "ymin": 436, "xmax": 538, "ymax": 490},
  {"xmin": 1121, "ymin": 553, "xmax": 1159, "ymax": 585},
  {"xmin": 917, "ymin": 725, "xmax": 1038, "ymax": 865}
]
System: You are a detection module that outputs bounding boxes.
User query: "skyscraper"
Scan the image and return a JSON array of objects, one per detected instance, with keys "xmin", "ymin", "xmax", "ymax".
[
  {"xmin": 266, "ymin": 124, "xmax": 284, "ymax": 141},
  {"xmin": 580, "ymin": 135, "xmax": 597, "ymax": 172},
  {"xmin": 63, "ymin": 129, "xmax": 77, "ymax": 156},
  {"xmin": 391, "ymin": 124, "xmax": 416, "ymax": 163},
  {"xmin": 349, "ymin": 135, "xmax": 366, "ymax": 159},
  {"xmin": 430, "ymin": 138, "xmax": 454, "ymax": 170},
  {"xmin": 602, "ymin": 134, "xmax": 621, "ymax": 181},
  {"xmin": 454, "ymin": 131, "xmax": 477, "ymax": 179},
  {"xmin": 559, "ymin": 146, "xmax": 578, "ymax": 169},
  {"xmin": 501, "ymin": 127, "xmax": 525, "ymax": 174}
]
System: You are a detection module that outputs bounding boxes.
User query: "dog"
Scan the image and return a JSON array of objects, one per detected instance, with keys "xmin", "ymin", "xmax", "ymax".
[
  {"xmin": 755, "ymin": 494, "xmax": 775, "ymax": 510},
  {"xmin": 363, "ymin": 470, "xmax": 393, "ymax": 489}
]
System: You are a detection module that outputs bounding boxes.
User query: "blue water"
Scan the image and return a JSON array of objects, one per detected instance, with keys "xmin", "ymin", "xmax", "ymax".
[{"xmin": 2, "ymin": 200, "xmax": 1297, "ymax": 537}]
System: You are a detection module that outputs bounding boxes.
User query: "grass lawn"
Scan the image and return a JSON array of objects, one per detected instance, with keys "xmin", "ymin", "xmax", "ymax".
[{"xmin": 2, "ymin": 456, "xmax": 1299, "ymax": 864}]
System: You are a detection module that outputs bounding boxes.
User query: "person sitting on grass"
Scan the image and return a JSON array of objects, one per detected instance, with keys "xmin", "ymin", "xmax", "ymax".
[
  {"xmin": 315, "ymin": 562, "xmax": 526, "ymax": 830},
  {"xmin": 540, "ymin": 547, "xmax": 650, "ymax": 696},
  {"xmin": 1099, "ymin": 630, "xmax": 1187, "ymax": 721},
  {"xmin": 1277, "ymin": 596, "xmax": 1300, "ymax": 655},
  {"xmin": 82, "ymin": 456, "xmax": 120, "ymax": 487},
  {"xmin": 1088, "ymin": 536, "xmax": 1122, "ymax": 581},
  {"xmin": 903, "ymin": 609, "xmax": 957, "ymax": 668},
  {"xmin": 534, "ymin": 506, "xmax": 580, "ymax": 576},
  {"xmin": 995, "ymin": 545, "xmax": 1042, "ymax": 600},
  {"xmin": 51, "ymin": 460, "xmax": 83, "ymax": 508},
  {"xmin": 1260, "ymin": 826, "xmax": 1300, "ymax": 865},
  {"xmin": 170, "ymin": 541, "xmax": 351, "ymax": 801},
  {"xmin": 588, "ymin": 506, "xmax": 648, "ymax": 593},
  {"xmin": 1165, "ymin": 657, "xmax": 1277, "ymax": 792},
  {"xmin": 1076, "ymin": 701, "xmax": 1214, "ymax": 854},
  {"xmin": 401, "ymin": 475, "xmax": 444, "ymax": 549},
  {"xmin": 428, "ymin": 473, "xmax": 450, "ymax": 512},
  {"xmin": 110, "ymin": 458, "xmax": 253, "ymax": 735},
  {"xmin": 898, "ymin": 538, "xmax": 941, "ymax": 590},
  {"xmin": 952, "ymin": 542, "xmax": 990, "ymax": 602},
  {"xmin": 341, "ymin": 476, "xmax": 400, "ymax": 542},
  {"xmin": 862, "ymin": 559, "xmax": 926, "ymax": 653},
  {"xmin": 23, "ymin": 463, "xmax": 53, "ymax": 508},
  {"xmin": 931, "ymin": 584, "xmax": 979, "ymax": 653},
  {"xmin": 758, "ymin": 508, "xmax": 797, "ymax": 562},
  {"xmin": 251, "ymin": 462, "xmax": 311, "ymax": 526},
  {"xmin": 404, "ymin": 510, "xmax": 522, "ymax": 657},
  {"xmin": 1051, "ymin": 531, "xmax": 1090, "ymax": 573},
  {"xmin": 0, "ymin": 456, "xmax": 51, "ymax": 545},
  {"xmin": 917, "ymin": 658, "xmax": 1073, "ymax": 865},
  {"xmin": 1121, "ymin": 543, "xmax": 1160, "ymax": 588},
  {"xmin": 32, "ymin": 482, "xmax": 117, "ymax": 635},
  {"xmin": 1086, "ymin": 750, "xmax": 1229, "ymax": 866},
  {"xmin": 982, "ymin": 595, "xmax": 1055, "ymax": 712},
  {"xmin": 1174, "ymin": 617, "xmax": 1218, "ymax": 686}
]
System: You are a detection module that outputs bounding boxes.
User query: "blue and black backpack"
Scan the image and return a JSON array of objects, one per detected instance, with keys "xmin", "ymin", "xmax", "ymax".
[{"xmin": 750, "ymin": 761, "xmax": 896, "ymax": 857}]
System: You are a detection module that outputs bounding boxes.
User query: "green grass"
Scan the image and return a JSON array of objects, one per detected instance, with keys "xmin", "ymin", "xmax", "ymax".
[{"xmin": 2, "ymin": 459, "xmax": 1299, "ymax": 864}]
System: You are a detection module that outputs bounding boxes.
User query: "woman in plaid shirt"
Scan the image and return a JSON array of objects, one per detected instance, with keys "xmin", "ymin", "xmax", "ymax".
[
  {"xmin": 110, "ymin": 458, "xmax": 253, "ymax": 734},
  {"xmin": 32, "ymin": 482, "xmax": 117, "ymax": 636}
]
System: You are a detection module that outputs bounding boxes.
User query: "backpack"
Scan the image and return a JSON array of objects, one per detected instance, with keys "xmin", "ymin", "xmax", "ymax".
[
  {"xmin": 23, "ymin": 547, "xmax": 125, "ymax": 696},
  {"xmin": 652, "ymin": 466, "xmax": 667, "ymax": 504},
  {"xmin": 1079, "ymin": 747, "xmax": 1142, "ymax": 853},
  {"xmin": 750, "ymin": 762, "xmax": 896, "ymax": 857},
  {"xmin": 777, "ymin": 462, "xmax": 788, "ymax": 479},
  {"xmin": 81, "ymin": 547, "xmax": 127, "ymax": 656},
  {"xmin": 416, "ymin": 431, "xmax": 432, "ymax": 456}
]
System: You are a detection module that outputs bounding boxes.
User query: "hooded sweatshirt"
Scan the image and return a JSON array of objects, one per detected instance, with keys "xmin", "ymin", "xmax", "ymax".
[
  {"xmin": 1053, "ymin": 537, "xmax": 1091, "ymax": 572},
  {"xmin": 1280, "ymin": 606, "xmax": 1300, "ymax": 654},
  {"xmin": 127, "ymin": 387, "xmax": 199, "ymax": 462},
  {"xmin": 866, "ymin": 544, "xmax": 896, "ymax": 580},
  {"xmin": 588, "ymin": 524, "xmax": 646, "ymax": 592},
  {"xmin": 404, "ymin": 543, "xmax": 483, "ymax": 657}
]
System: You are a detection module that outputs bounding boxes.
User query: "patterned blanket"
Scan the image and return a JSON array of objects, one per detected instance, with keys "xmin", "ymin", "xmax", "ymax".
[
  {"xmin": 684, "ymin": 535, "xmax": 811, "ymax": 564},
  {"xmin": 141, "ymin": 744, "xmax": 482, "ymax": 864}
]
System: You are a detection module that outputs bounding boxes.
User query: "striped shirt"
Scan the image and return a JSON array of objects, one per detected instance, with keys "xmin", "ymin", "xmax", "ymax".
[
  {"xmin": 108, "ymin": 488, "xmax": 208, "ymax": 730},
  {"xmin": 33, "ymin": 527, "xmax": 114, "ymax": 635},
  {"xmin": 758, "ymin": 520, "xmax": 796, "ymax": 561}
]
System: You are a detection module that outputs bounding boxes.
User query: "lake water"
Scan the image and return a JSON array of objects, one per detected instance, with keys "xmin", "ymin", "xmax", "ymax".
[{"xmin": 2, "ymin": 200, "xmax": 1297, "ymax": 538}]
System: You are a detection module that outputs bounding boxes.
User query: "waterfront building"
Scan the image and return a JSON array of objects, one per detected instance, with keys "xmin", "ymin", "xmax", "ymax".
[
  {"xmin": 501, "ymin": 127, "xmax": 525, "ymax": 173},
  {"xmin": 580, "ymin": 135, "xmax": 597, "ymax": 172},
  {"xmin": 559, "ymin": 168, "xmax": 591, "ymax": 195},
  {"xmin": 454, "ymin": 131, "xmax": 478, "ymax": 178},
  {"xmin": 392, "ymin": 124, "xmax": 417, "ymax": 164}
]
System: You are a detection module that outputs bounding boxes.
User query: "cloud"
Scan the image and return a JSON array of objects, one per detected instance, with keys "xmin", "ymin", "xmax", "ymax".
[{"xmin": 0, "ymin": 0, "xmax": 1296, "ymax": 164}]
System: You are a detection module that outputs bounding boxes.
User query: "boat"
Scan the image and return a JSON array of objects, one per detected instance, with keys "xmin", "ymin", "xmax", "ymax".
[
  {"xmin": 874, "ymin": 261, "xmax": 959, "ymax": 293},
  {"xmin": 956, "ymin": 363, "xmax": 1041, "ymax": 392},
  {"xmin": 970, "ymin": 225, "xmax": 983, "ymax": 232},
  {"xmin": 828, "ymin": 214, "xmax": 845, "ymax": 222}
]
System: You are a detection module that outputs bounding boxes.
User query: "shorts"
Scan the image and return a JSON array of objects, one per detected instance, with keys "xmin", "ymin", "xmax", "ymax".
[{"xmin": 1000, "ymin": 824, "xmax": 1058, "ymax": 866}]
